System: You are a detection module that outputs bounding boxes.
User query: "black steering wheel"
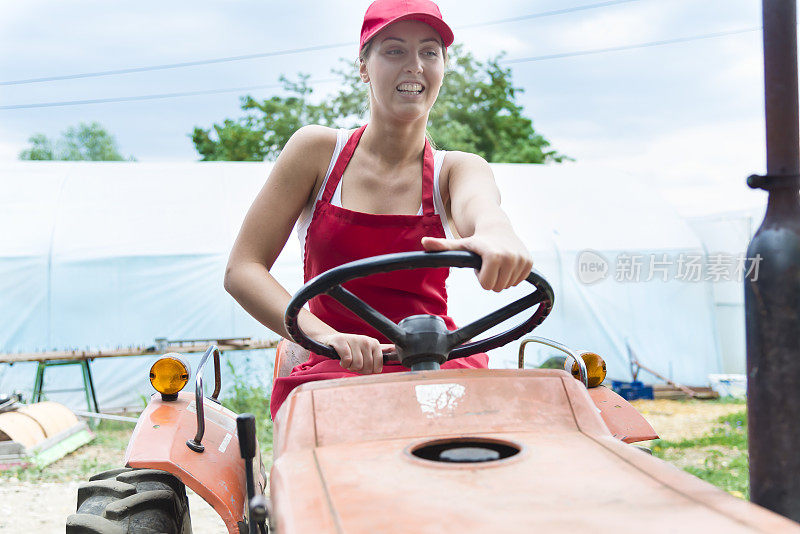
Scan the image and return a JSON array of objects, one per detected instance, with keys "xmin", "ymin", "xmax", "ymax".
[{"xmin": 284, "ymin": 251, "xmax": 554, "ymax": 371}]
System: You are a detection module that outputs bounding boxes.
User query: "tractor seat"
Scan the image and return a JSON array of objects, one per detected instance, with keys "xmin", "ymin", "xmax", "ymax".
[{"xmin": 273, "ymin": 339, "xmax": 311, "ymax": 380}]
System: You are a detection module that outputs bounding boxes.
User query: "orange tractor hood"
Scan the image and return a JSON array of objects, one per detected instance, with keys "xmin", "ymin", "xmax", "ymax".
[{"xmin": 271, "ymin": 369, "xmax": 800, "ymax": 533}]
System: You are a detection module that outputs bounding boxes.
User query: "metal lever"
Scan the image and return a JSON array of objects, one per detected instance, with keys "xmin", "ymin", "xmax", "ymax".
[
  {"xmin": 250, "ymin": 495, "xmax": 270, "ymax": 531},
  {"xmin": 186, "ymin": 346, "xmax": 222, "ymax": 453},
  {"xmin": 518, "ymin": 336, "xmax": 588, "ymax": 388},
  {"xmin": 237, "ymin": 413, "xmax": 260, "ymax": 534}
]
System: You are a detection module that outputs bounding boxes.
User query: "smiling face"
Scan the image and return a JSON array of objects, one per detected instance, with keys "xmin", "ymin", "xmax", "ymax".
[{"xmin": 359, "ymin": 20, "xmax": 446, "ymax": 123}]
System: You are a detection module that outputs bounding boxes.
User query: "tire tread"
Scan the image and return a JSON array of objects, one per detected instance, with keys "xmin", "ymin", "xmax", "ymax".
[{"xmin": 66, "ymin": 467, "xmax": 192, "ymax": 534}]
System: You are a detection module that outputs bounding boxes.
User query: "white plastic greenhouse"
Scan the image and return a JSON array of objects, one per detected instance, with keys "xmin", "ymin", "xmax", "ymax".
[{"xmin": 0, "ymin": 161, "xmax": 764, "ymax": 409}]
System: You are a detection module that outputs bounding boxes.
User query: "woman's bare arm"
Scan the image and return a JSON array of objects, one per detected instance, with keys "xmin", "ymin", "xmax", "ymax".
[
  {"xmin": 224, "ymin": 125, "xmax": 337, "ymax": 341},
  {"xmin": 421, "ymin": 151, "xmax": 532, "ymax": 291},
  {"xmin": 224, "ymin": 125, "xmax": 387, "ymax": 373}
]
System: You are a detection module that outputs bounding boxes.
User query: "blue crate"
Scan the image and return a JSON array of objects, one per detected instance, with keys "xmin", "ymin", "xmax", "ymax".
[{"xmin": 611, "ymin": 380, "xmax": 654, "ymax": 400}]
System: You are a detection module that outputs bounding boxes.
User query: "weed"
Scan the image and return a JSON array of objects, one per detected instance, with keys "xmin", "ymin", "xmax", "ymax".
[
  {"xmin": 709, "ymin": 396, "xmax": 747, "ymax": 405},
  {"xmin": 219, "ymin": 357, "xmax": 273, "ymax": 466},
  {"xmin": 92, "ymin": 419, "xmax": 135, "ymax": 450},
  {"xmin": 652, "ymin": 408, "xmax": 749, "ymax": 498},
  {"xmin": 684, "ymin": 449, "xmax": 749, "ymax": 499},
  {"xmin": 0, "ymin": 450, "xmax": 119, "ymax": 483},
  {"xmin": 538, "ymin": 356, "xmax": 566, "ymax": 370}
]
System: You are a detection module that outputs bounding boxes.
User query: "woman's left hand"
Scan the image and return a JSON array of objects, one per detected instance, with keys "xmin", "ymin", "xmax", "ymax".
[{"xmin": 422, "ymin": 233, "xmax": 533, "ymax": 292}]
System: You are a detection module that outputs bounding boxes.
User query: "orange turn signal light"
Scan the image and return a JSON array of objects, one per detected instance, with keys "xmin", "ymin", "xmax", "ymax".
[
  {"xmin": 571, "ymin": 351, "xmax": 607, "ymax": 388},
  {"xmin": 149, "ymin": 354, "xmax": 190, "ymax": 396}
]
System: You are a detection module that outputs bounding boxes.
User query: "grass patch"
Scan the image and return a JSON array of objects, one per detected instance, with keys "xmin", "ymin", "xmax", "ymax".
[
  {"xmin": 652, "ymin": 409, "xmax": 749, "ymax": 499},
  {"xmin": 219, "ymin": 358, "xmax": 273, "ymax": 468},
  {"xmin": 698, "ymin": 396, "xmax": 747, "ymax": 406},
  {"xmin": 5, "ymin": 455, "xmax": 122, "ymax": 483},
  {"xmin": 683, "ymin": 449, "xmax": 749, "ymax": 498},
  {"xmin": 91, "ymin": 419, "xmax": 135, "ymax": 449}
]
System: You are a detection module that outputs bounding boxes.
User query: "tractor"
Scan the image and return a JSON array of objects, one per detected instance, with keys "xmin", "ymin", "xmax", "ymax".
[{"xmin": 66, "ymin": 251, "xmax": 800, "ymax": 533}]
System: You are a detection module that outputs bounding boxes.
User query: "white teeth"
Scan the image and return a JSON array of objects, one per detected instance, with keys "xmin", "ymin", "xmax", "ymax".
[{"xmin": 397, "ymin": 83, "xmax": 423, "ymax": 92}]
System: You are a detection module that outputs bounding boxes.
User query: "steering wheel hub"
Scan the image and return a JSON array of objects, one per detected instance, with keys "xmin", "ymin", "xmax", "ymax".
[{"xmin": 396, "ymin": 315, "xmax": 452, "ymax": 370}]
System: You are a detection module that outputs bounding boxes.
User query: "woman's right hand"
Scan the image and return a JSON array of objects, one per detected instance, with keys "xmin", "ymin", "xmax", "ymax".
[{"xmin": 314, "ymin": 332, "xmax": 393, "ymax": 375}]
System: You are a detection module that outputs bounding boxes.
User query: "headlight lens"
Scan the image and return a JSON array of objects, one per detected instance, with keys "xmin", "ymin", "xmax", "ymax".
[
  {"xmin": 149, "ymin": 354, "xmax": 190, "ymax": 395},
  {"xmin": 571, "ymin": 351, "xmax": 607, "ymax": 388}
]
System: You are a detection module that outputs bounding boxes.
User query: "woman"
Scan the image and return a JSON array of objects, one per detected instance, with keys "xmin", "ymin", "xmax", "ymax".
[{"xmin": 224, "ymin": 0, "xmax": 533, "ymax": 418}]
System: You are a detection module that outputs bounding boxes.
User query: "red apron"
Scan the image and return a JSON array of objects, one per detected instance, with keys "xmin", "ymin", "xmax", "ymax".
[{"xmin": 270, "ymin": 125, "xmax": 488, "ymax": 418}]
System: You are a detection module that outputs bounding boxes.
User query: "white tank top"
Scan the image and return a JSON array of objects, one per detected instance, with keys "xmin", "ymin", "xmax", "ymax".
[{"xmin": 297, "ymin": 128, "xmax": 455, "ymax": 251}]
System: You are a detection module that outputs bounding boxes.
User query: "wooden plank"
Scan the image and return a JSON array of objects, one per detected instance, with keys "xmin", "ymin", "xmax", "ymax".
[
  {"xmin": 652, "ymin": 384, "xmax": 719, "ymax": 400},
  {"xmin": 165, "ymin": 336, "xmax": 253, "ymax": 345},
  {"xmin": 0, "ymin": 339, "xmax": 280, "ymax": 364}
]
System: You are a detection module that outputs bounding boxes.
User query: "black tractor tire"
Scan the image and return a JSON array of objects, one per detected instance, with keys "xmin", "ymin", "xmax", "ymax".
[{"xmin": 66, "ymin": 467, "xmax": 193, "ymax": 534}]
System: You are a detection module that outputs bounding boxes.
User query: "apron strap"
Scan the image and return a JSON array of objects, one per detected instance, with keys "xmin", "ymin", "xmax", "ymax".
[
  {"xmin": 321, "ymin": 125, "xmax": 367, "ymax": 204},
  {"xmin": 321, "ymin": 124, "xmax": 438, "ymax": 217},
  {"xmin": 421, "ymin": 137, "xmax": 436, "ymax": 217}
]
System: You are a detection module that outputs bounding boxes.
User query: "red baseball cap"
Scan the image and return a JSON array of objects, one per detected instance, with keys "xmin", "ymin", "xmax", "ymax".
[{"xmin": 360, "ymin": 0, "xmax": 454, "ymax": 50}]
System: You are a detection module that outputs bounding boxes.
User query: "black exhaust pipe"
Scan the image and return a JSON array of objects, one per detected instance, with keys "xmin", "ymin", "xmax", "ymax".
[{"xmin": 745, "ymin": 0, "xmax": 800, "ymax": 521}]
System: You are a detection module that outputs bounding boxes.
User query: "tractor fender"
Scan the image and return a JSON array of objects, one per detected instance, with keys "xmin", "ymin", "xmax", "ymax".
[
  {"xmin": 588, "ymin": 385, "xmax": 659, "ymax": 443},
  {"xmin": 124, "ymin": 392, "xmax": 266, "ymax": 534}
]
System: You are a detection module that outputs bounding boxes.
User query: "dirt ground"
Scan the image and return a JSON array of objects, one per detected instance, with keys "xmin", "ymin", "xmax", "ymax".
[
  {"xmin": 0, "ymin": 399, "xmax": 742, "ymax": 532},
  {"xmin": 0, "ymin": 481, "xmax": 225, "ymax": 533},
  {"xmin": 0, "ymin": 437, "xmax": 226, "ymax": 532}
]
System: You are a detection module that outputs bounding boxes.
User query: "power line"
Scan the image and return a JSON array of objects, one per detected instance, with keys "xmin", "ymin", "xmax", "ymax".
[
  {"xmin": 0, "ymin": 0, "xmax": 642, "ymax": 86},
  {"xmin": 0, "ymin": 26, "xmax": 757, "ymax": 111},
  {"xmin": 0, "ymin": 44, "xmax": 353, "ymax": 87},
  {"xmin": 0, "ymin": 79, "xmax": 339, "ymax": 110},
  {"xmin": 458, "ymin": 0, "xmax": 639, "ymax": 29},
  {"xmin": 503, "ymin": 26, "xmax": 760, "ymax": 64}
]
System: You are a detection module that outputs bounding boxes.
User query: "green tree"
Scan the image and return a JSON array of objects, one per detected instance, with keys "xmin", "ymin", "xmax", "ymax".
[
  {"xmin": 430, "ymin": 46, "xmax": 568, "ymax": 163},
  {"xmin": 192, "ymin": 74, "xmax": 332, "ymax": 161},
  {"xmin": 18, "ymin": 134, "xmax": 55, "ymax": 160},
  {"xmin": 19, "ymin": 122, "xmax": 132, "ymax": 161},
  {"xmin": 191, "ymin": 46, "xmax": 567, "ymax": 163}
]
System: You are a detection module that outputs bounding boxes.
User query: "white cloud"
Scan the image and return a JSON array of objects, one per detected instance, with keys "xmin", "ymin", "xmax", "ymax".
[
  {"xmin": 573, "ymin": 117, "xmax": 766, "ymax": 187},
  {"xmin": 539, "ymin": 2, "xmax": 670, "ymax": 51},
  {"xmin": 458, "ymin": 29, "xmax": 531, "ymax": 58},
  {"xmin": 712, "ymin": 34, "xmax": 763, "ymax": 88},
  {"xmin": 2, "ymin": 6, "xmax": 258, "ymax": 65},
  {"xmin": 0, "ymin": 139, "xmax": 25, "ymax": 161}
]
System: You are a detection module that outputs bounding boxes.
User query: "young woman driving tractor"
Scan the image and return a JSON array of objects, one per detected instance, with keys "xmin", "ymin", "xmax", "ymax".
[{"xmin": 224, "ymin": 0, "xmax": 533, "ymax": 418}]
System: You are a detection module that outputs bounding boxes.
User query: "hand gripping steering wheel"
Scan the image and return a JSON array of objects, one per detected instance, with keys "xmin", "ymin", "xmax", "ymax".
[{"xmin": 284, "ymin": 251, "xmax": 554, "ymax": 371}]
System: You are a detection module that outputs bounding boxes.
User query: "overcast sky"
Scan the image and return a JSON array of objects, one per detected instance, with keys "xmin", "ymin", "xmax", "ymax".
[{"xmin": 0, "ymin": 0, "xmax": 768, "ymax": 189}]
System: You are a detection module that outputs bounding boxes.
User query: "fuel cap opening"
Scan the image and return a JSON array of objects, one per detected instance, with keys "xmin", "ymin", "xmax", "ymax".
[{"xmin": 411, "ymin": 438, "xmax": 520, "ymax": 464}]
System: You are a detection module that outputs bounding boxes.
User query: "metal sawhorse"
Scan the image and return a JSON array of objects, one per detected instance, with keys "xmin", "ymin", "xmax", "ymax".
[{"xmin": 32, "ymin": 358, "xmax": 100, "ymax": 413}]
